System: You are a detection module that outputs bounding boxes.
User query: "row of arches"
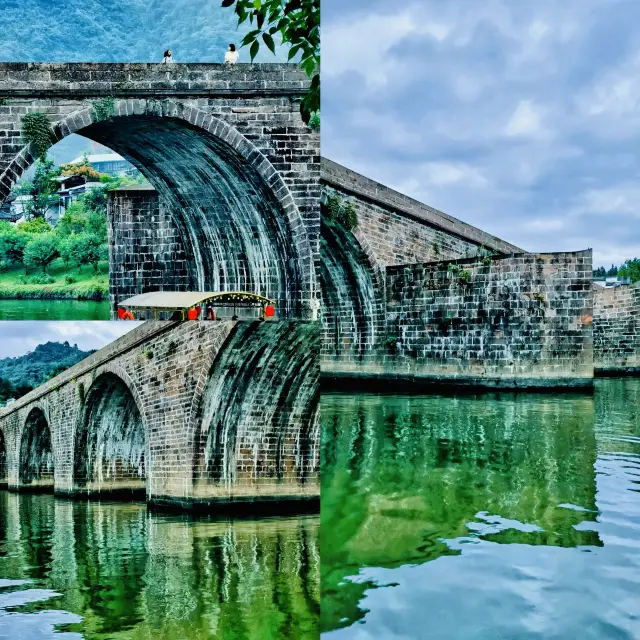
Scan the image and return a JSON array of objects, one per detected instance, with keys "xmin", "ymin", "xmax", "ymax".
[
  {"xmin": 0, "ymin": 340, "xmax": 318, "ymax": 498},
  {"xmin": 2, "ymin": 373, "xmax": 145, "ymax": 494}
]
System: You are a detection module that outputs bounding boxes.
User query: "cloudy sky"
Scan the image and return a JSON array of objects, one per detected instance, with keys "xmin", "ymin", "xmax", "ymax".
[
  {"xmin": 322, "ymin": 0, "xmax": 640, "ymax": 268},
  {"xmin": 0, "ymin": 322, "xmax": 141, "ymax": 359}
]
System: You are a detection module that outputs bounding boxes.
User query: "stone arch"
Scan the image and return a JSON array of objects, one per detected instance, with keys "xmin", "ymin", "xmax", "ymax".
[
  {"xmin": 190, "ymin": 322, "xmax": 319, "ymax": 499},
  {"xmin": 320, "ymin": 215, "xmax": 386, "ymax": 362},
  {"xmin": 0, "ymin": 428, "xmax": 7, "ymax": 486},
  {"xmin": 19, "ymin": 404, "xmax": 54, "ymax": 490},
  {"xmin": 73, "ymin": 367, "xmax": 147, "ymax": 496},
  {"xmin": 1, "ymin": 99, "xmax": 314, "ymax": 317}
]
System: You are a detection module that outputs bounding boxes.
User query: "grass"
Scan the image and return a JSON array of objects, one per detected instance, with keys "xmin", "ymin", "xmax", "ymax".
[{"xmin": 0, "ymin": 258, "xmax": 109, "ymax": 300}]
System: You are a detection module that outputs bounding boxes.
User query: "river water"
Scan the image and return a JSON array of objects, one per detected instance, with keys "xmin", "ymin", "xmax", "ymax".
[
  {"xmin": 321, "ymin": 378, "xmax": 640, "ymax": 639},
  {"xmin": 0, "ymin": 498, "xmax": 319, "ymax": 639},
  {"xmin": 0, "ymin": 300, "xmax": 110, "ymax": 320}
]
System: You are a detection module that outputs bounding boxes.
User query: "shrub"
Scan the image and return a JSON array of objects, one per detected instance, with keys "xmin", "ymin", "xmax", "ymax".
[
  {"xmin": 16, "ymin": 217, "xmax": 52, "ymax": 235},
  {"xmin": 309, "ymin": 112, "xmax": 320, "ymax": 132},
  {"xmin": 29, "ymin": 273, "xmax": 55, "ymax": 284},
  {"xmin": 64, "ymin": 275, "xmax": 75, "ymax": 285}
]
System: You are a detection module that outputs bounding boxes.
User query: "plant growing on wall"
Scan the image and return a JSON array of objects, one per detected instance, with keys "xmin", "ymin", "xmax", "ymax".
[
  {"xmin": 77, "ymin": 382, "xmax": 85, "ymax": 403},
  {"xmin": 91, "ymin": 97, "xmax": 117, "ymax": 121},
  {"xmin": 386, "ymin": 335, "xmax": 400, "ymax": 353},
  {"xmin": 322, "ymin": 192, "xmax": 358, "ymax": 230},
  {"xmin": 21, "ymin": 112, "xmax": 54, "ymax": 161},
  {"xmin": 458, "ymin": 269, "xmax": 471, "ymax": 284}
]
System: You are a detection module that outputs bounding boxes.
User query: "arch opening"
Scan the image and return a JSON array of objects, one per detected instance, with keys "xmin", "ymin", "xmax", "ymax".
[
  {"xmin": 320, "ymin": 218, "xmax": 382, "ymax": 362},
  {"xmin": 2, "ymin": 103, "xmax": 313, "ymax": 318},
  {"xmin": 19, "ymin": 407, "xmax": 54, "ymax": 489},
  {"xmin": 74, "ymin": 373, "xmax": 146, "ymax": 496},
  {"xmin": 71, "ymin": 108, "xmax": 310, "ymax": 318},
  {"xmin": 192, "ymin": 322, "xmax": 320, "ymax": 501}
]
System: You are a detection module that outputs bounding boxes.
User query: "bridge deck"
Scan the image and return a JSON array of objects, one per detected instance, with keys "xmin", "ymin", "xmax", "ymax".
[{"xmin": 0, "ymin": 62, "xmax": 310, "ymax": 97}]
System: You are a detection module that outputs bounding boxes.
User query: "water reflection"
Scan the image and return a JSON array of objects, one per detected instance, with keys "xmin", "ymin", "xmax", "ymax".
[
  {"xmin": 321, "ymin": 381, "xmax": 640, "ymax": 638},
  {"xmin": 0, "ymin": 496, "xmax": 319, "ymax": 639}
]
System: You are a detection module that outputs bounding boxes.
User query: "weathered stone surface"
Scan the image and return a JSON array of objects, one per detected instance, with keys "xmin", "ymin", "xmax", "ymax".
[
  {"xmin": 0, "ymin": 63, "xmax": 320, "ymax": 318},
  {"xmin": 320, "ymin": 160, "xmax": 597, "ymax": 388},
  {"xmin": 0, "ymin": 321, "xmax": 320, "ymax": 510},
  {"xmin": 594, "ymin": 282, "xmax": 640, "ymax": 374}
]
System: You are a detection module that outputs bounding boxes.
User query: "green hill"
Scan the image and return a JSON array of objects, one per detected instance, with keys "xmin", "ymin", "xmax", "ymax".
[{"xmin": 0, "ymin": 341, "xmax": 95, "ymax": 405}]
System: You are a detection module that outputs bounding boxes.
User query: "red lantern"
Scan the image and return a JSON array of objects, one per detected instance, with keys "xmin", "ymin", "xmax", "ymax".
[
  {"xmin": 264, "ymin": 304, "xmax": 275, "ymax": 317},
  {"xmin": 117, "ymin": 307, "xmax": 126, "ymax": 319},
  {"xmin": 187, "ymin": 306, "xmax": 200, "ymax": 320}
]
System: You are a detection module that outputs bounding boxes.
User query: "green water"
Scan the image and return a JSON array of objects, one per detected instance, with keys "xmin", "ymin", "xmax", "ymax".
[
  {"xmin": 0, "ymin": 498, "xmax": 319, "ymax": 639},
  {"xmin": 321, "ymin": 379, "xmax": 640, "ymax": 639},
  {"xmin": 0, "ymin": 299, "xmax": 110, "ymax": 320}
]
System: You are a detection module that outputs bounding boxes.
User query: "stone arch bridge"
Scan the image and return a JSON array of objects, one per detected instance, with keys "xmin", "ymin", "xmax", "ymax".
[
  {"xmin": 0, "ymin": 321, "xmax": 319, "ymax": 510},
  {"xmin": 0, "ymin": 63, "xmax": 320, "ymax": 318}
]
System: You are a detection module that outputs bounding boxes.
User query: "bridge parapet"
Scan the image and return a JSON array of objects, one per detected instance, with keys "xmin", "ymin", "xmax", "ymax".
[{"xmin": 0, "ymin": 62, "xmax": 310, "ymax": 97}]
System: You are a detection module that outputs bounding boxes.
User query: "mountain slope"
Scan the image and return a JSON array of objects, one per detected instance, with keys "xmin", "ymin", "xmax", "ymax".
[{"xmin": 0, "ymin": 341, "xmax": 95, "ymax": 389}]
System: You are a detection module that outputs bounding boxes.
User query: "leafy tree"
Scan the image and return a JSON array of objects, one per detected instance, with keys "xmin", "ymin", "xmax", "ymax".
[
  {"xmin": 23, "ymin": 233, "xmax": 59, "ymax": 273},
  {"xmin": 58, "ymin": 160, "xmax": 106, "ymax": 181},
  {"xmin": 86, "ymin": 211, "xmax": 108, "ymax": 243},
  {"xmin": 75, "ymin": 233, "xmax": 107, "ymax": 271},
  {"xmin": 60, "ymin": 233, "xmax": 106, "ymax": 272},
  {"xmin": 16, "ymin": 216, "xmax": 52, "ymax": 234},
  {"xmin": 0, "ymin": 231, "xmax": 30, "ymax": 268},
  {"xmin": 607, "ymin": 264, "xmax": 619, "ymax": 277},
  {"xmin": 221, "ymin": 0, "xmax": 320, "ymax": 124},
  {"xmin": 592, "ymin": 266, "xmax": 606, "ymax": 279},
  {"xmin": 618, "ymin": 258, "xmax": 640, "ymax": 283},
  {"xmin": 55, "ymin": 201, "xmax": 88, "ymax": 236},
  {"xmin": 13, "ymin": 158, "xmax": 60, "ymax": 219}
]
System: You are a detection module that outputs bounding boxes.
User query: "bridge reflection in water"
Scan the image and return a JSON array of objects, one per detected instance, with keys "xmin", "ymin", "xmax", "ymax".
[
  {"xmin": 0, "ymin": 494, "xmax": 319, "ymax": 638},
  {"xmin": 321, "ymin": 381, "xmax": 640, "ymax": 638}
]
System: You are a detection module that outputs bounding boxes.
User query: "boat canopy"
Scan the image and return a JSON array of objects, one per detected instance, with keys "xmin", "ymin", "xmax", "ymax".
[{"xmin": 119, "ymin": 291, "xmax": 276, "ymax": 311}]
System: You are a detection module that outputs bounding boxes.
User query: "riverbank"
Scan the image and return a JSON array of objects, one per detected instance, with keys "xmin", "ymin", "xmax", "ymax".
[{"xmin": 0, "ymin": 259, "xmax": 108, "ymax": 301}]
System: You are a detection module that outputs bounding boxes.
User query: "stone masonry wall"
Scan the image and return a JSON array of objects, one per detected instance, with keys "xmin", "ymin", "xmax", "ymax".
[
  {"xmin": 594, "ymin": 282, "xmax": 640, "ymax": 373},
  {"xmin": 0, "ymin": 63, "xmax": 320, "ymax": 317},
  {"xmin": 0, "ymin": 321, "xmax": 320, "ymax": 509},
  {"xmin": 323, "ymin": 251, "xmax": 594, "ymax": 387},
  {"xmin": 107, "ymin": 186, "xmax": 193, "ymax": 312},
  {"xmin": 320, "ymin": 159, "xmax": 523, "ymax": 370}
]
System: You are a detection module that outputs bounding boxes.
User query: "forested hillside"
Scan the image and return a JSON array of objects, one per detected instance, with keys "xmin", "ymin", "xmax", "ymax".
[
  {"xmin": 0, "ymin": 0, "xmax": 287, "ymax": 64},
  {"xmin": 0, "ymin": 341, "xmax": 94, "ymax": 404}
]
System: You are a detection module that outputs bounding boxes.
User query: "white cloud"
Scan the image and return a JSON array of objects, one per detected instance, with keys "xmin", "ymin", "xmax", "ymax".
[
  {"xmin": 322, "ymin": 6, "xmax": 450, "ymax": 87},
  {"xmin": 505, "ymin": 100, "xmax": 546, "ymax": 137},
  {"xmin": 0, "ymin": 322, "xmax": 140, "ymax": 359}
]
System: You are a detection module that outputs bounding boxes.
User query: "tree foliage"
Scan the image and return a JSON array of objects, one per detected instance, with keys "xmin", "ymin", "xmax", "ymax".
[
  {"xmin": 13, "ymin": 159, "xmax": 60, "ymax": 220},
  {"xmin": 221, "ymin": 0, "xmax": 320, "ymax": 124},
  {"xmin": 618, "ymin": 258, "xmax": 640, "ymax": 283},
  {"xmin": 23, "ymin": 233, "xmax": 59, "ymax": 273},
  {"xmin": 0, "ymin": 230, "xmax": 29, "ymax": 268}
]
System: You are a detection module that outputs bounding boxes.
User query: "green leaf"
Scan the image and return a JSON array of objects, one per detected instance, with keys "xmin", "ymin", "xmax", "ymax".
[
  {"xmin": 221, "ymin": 0, "xmax": 235, "ymax": 6},
  {"xmin": 250, "ymin": 40, "xmax": 260, "ymax": 61},
  {"xmin": 253, "ymin": 0, "xmax": 261, "ymax": 8},
  {"xmin": 288, "ymin": 44, "xmax": 302, "ymax": 60},
  {"xmin": 263, "ymin": 32, "xmax": 276, "ymax": 54}
]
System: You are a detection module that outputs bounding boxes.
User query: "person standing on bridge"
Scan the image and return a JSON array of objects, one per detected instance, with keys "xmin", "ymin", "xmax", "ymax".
[
  {"xmin": 162, "ymin": 49, "xmax": 176, "ymax": 63},
  {"xmin": 225, "ymin": 44, "xmax": 239, "ymax": 64}
]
